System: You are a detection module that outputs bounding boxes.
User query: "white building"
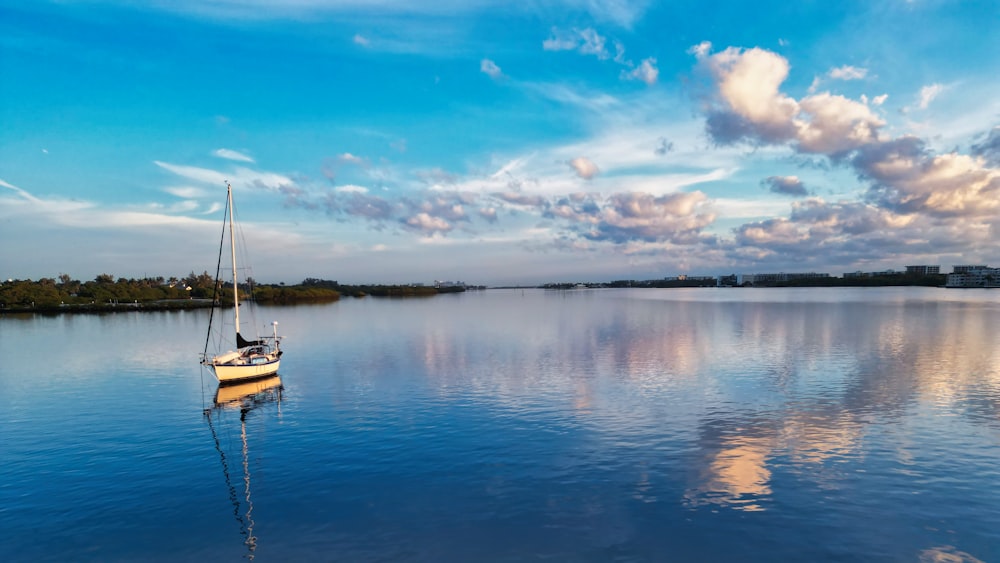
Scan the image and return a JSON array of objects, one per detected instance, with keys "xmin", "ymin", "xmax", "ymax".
[{"xmin": 946, "ymin": 266, "xmax": 1000, "ymax": 288}]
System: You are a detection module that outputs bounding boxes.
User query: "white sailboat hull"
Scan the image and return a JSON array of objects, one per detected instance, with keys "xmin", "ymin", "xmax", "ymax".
[{"xmin": 210, "ymin": 356, "xmax": 280, "ymax": 383}]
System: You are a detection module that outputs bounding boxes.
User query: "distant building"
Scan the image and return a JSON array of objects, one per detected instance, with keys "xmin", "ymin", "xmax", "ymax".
[
  {"xmin": 946, "ymin": 266, "xmax": 1000, "ymax": 288},
  {"xmin": 844, "ymin": 269, "xmax": 902, "ymax": 278},
  {"xmin": 718, "ymin": 274, "xmax": 738, "ymax": 287},
  {"xmin": 741, "ymin": 272, "xmax": 830, "ymax": 286},
  {"xmin": 906, "ymin": 265, "xmax": 940, "ymax": 275}
]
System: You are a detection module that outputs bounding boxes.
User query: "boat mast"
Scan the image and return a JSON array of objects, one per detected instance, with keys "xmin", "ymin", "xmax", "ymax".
[{"xmin": 227, "ymin": 183, "xmax": 241, "ymax": 337}]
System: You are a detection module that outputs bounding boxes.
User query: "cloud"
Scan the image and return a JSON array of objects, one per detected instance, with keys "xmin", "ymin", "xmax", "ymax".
[
  {"xmin": 581, "ymin": 191, "xmax": 717, "ymax": 244},
  {"xmin": 654, "ymin": 137, "xmax": 674, "ymax": 155},
  {"xmin": 213, "ymin": 148, "xmax": 255, "ymax": 162},
  {"xmin": 495, "ymin": 191, "xmax": 548, "ymax": 208},
  {"xmin": 763, "ymin": 176, "xmax": 808, "ymax": 197},
  {"xmin": 856, "ymin": 136, "xmax": 1000, "ymax": 218},
  {"xmin": 353, "ymin": 33, "xmax": 370, "ymax": 46},
  {"xmin": 621, "ymin": 57, "xmax": 658, "ymax": 85},
  {"xmin": 688, "ymin": 43, "xmax": 1000, "ymax": 270},
  {"xmin": 323, "ymin": 191, "xmax": 394, "ymax": 221},
  {"xmin": 334, "ymin": 184, "xmax": 369, "ymax": 194},
  {"xmin": 478, "ymin": 207, "xmax": 498, "ymax": 223},
  {"xmin": 917, "ymin": 83, "xmax": 945, "ymax": 110},
  {"xmin": 727, "ymin": 197, "xmax": 935, "ymax": 268},
  {"xmin": 480, "ymin": 58, "xmax": 503, "ymax": 79},
  {"xmin": 543, "ymin": 27, "xmax": 609, "ymax": 59},
  {"xmin": 696, "ymin": 45, "xmax": 884, "ymax": 156},
  {"xmin": 0, "ymin": 178, "xmax": 211, "ymax": 230},
  {"xmin": 164, "ymin": 186, "xmax": 208, "ymax": 198},
  {"xmin": 687, "ymin": 41, "xmax": 712, "ymax": 58},
  {"xmin": 405, "ymin": 212, "xmax": 453, "ymax": 235},
  {"xmin": 545, "ymin": 28, "xmax": 657, "ymax": 86},
  {"xmin": 828, "ymin": 65, "xmax": 867, "ymax": 80},
  {"xmin": 155, "ymin": 161, "xmax": 229, "ymax": 186},
  {"xmin": 971, "ymin": 126, "xmax": 1000, "ymax": 167},
  {"xmin": 796, "ymin": 93, "xmax": 884, "ymax": 155},
  {"xmin": 568, "ymin": 157, "xmax": 600, "ymax": 179},
  {"xmin": 338, "ymin": 152, "xmax": 368, "ymax": 166},
  {"xmin": 702, "ymin": 46, "xmax": 801, "ymax": 144}
]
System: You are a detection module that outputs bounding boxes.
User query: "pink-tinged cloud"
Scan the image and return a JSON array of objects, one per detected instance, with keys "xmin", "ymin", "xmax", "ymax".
[
  {"xmin": 405, "ymin": 212, "xmax": 453, "ymax": 235},
  {"xmin": 568, "ymin": 157, "xmax": 600, "ymax": 179}
]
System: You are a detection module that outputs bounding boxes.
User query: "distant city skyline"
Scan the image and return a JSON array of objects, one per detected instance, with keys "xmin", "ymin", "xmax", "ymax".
[{"xmin": 1, "ymin": 1, "xmax": 998, "ymax": 285}]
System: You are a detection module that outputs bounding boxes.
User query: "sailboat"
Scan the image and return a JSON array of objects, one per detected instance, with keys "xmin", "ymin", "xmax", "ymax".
[{"xmin": 201, "ymin": 182, "xmax": 283, "ymax": 384}]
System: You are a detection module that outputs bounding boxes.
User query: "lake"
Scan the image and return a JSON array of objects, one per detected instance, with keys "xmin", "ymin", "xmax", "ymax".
[{"xmin": 2, "ymin": 287, "xmax": 999, "ymax": 561}]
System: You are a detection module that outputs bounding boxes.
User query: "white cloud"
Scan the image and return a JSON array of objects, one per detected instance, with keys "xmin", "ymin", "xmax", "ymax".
[
  {"xmin": 697, "ymin": 46, "xmax": 884, "ymax": 155},
  {"xmin": 621, "ymin": 57, "xmax": 658, "ymax": 85},
  {"xmin": 353, "ymin": 33, "xmax": 370, "ymax": 46},
  {"xmin": 522, "ymin": 82, "xmax": 621, "ymax": 112},
  {"xmin": 872, "ymin": 94, "xmax": 888, "ymax": 106},
  {"xmin": 579, "ymin": 191, "xmax": 717, "ymax": 244},
  {"xmin": 213, "ymin": 148, "xmax": 255, "ymax": 162},
  {"xmin": 335, "ymin": 184, "xmax": 369, "ymax": 193},
  {"xmin": 480, "ymin": 58, "xmax": 503, "ymax": 79},
  {"xmin": 828, "ymin": 65, "xmax": 868, "ymax": 80},
  {"xmin": 406, "ymin": 212, "xmax": 453, "ymax": 234},
  {"xmin": 704, "ymin": 46, "xmax": 800, "ymax": 142},
  {"xmin": 154, "ymin": 161, "xmax": 228, "ymax": 185},
  {"xmin": 568, "ymin": 157, "xmax": 600, "ymax": 179},
  {"xmin": 338, "ymin": 152, "xmax": 367, "ymax": 166},
  {"xmin": 857, "ymin": 136, "xmax": 1000, "ymax": 218},
  {"xmin": 154, "ymin": 161, "xmax": 295, "ymax": 192},
  {"xmin": 543, "ymin": 27, "xmax": 609, "ymax": 59},
  {"xmin": 687, "ymin": 41, "xmax": 712, "ymax": 59},
  {"xmin": 795, "ymin": 92, "xmax": 884, "ymax": 155},
  {"xmin": 1, "ymin": 178, "xmax": 42, "ymax": 203},
  {"xmin": 917, "ymin": 83, "xmax": 945, "ymax": 109},
  {"xmin": 164, "ymin": 186, "xmax": 208, "ymax": 198}
]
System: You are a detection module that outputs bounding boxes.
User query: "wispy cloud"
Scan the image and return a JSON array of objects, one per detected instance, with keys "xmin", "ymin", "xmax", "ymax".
[
  {"xmin": 917, "ymin": 83, "xmax": 945, "ymax": 109},
  {"xmin": 543, "ymin": 27, "xmax": 609, "ymax": 59},
  {"xmin": 155, "ymin": 161, "xmax": 296, "ymax": 192},
  {"xmin": 828, "ymin": 65, "xmax": 867, "ymax": 80},
  {"xmin": 545, "ymin": 27, "xmax": 657, "ymax": 84},
  {"xmin": 213, "ymin": 148, "xmax": 255, "ymax": 162},
  {"xmin": 621, "ymin": 57, "xmax": 658, "ymax": 85},
  {"xmin": 164, "ymin": 186, "xmax": 208, "ymax": 199},
  {"xmin": 480, "ymin": 58, "xmax": 504, "ymax": 79}
]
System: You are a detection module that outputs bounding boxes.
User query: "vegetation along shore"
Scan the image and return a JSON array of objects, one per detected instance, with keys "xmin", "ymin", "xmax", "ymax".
[{"xmin": 0, "ymin": 274, "xmax": 469, "ymax": 314}]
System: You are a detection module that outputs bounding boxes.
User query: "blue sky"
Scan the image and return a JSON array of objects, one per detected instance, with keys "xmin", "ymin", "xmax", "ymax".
[{"xmin": 1, "ymin": 1, "xmax": 998, "ymax": 285}]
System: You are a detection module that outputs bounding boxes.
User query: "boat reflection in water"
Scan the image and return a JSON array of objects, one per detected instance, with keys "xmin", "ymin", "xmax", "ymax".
[{"xmin": 204, "ymin": 375, "xmax": 283, "ymax": 561}]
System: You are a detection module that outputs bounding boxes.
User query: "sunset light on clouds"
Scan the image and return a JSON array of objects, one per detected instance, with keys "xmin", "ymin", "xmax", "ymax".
[{"xmin": 1, "ymin": 1, "xmax": 997, "ymax": 284}]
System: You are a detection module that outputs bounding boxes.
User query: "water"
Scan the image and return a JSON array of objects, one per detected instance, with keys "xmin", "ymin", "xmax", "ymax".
[{"xmin": 2, "ymin": 287, "xmax": 999, "ymax": 561}]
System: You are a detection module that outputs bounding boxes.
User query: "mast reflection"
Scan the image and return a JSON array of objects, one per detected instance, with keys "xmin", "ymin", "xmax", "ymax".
[{"xmin": 204, "ymin": 375, "xmax": 283, "ymax": 561}]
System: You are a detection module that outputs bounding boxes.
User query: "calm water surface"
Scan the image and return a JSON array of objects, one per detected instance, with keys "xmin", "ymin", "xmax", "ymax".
[{"xmin": 2, "ymin": 288, "xmax": 999, "ymax": 561}]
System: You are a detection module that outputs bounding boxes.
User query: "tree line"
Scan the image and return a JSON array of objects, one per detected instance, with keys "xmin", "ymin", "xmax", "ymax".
[{"xmin": 0, "ymin": 274, "xmax": 466, "ymax": 312}]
